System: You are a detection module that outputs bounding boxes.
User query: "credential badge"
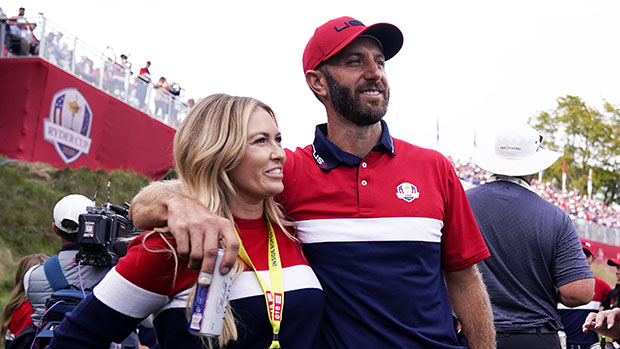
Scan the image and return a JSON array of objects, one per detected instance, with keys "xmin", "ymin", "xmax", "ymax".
[
  {"xmin": 396, "ymin": 182, "xmax": 420, "ymax": 203},
  {"xmin": 43, "ymin": 88, "xmax": 93, "ymax": 164}
]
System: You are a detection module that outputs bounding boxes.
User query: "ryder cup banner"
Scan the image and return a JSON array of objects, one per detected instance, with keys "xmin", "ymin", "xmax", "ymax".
[{"xmin": 43, "ymin": 88, "xmax": 93, "ymax": 164}]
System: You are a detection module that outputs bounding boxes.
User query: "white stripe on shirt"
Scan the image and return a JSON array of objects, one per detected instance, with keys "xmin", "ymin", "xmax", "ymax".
[
  {"xmin": 296, "ymin": 217, "xmax": 443, "ymax": 244},
  {"xmin": 94, "ymin": 268, "xmax": 168, "ymax": 318},
  {"xmin": 229, "ymin": 264, "xmax": 322, "ymax": 300}
]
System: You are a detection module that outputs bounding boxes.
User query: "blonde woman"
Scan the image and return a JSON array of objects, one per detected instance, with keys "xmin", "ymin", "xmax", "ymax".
[
  {"xmin": 2, "ymin": 253, "xmax": 48, "ymax": 347},
  {"xmin": 48, "ymin": 94, "xmax": 324, "ymax": 348}
]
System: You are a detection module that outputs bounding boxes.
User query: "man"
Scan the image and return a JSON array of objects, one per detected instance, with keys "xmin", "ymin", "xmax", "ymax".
[
  {"xmin": 466, "ymin": 124, "xmax": 595, "ymax": 349},
  {"xmin": 131, "ymin": 16, "xmax": 495, "ymax": 348},
  {"xmin": 135, "ymin": 61, "xmax": 151, "ymax": 111},
  {"xmin": 24, "ymin": 194, "xmax": 109, "ymax": 325},
  {"xmin": 20, "ymin": 194, "xmax": 139, "ymax": 349},
  {"xmin": 8, "ymin": 17, "xmax": 38, "ymax": 56},
  {"xmin": 559, "ymin": 239, "xmax": 612, "ymax": 349}
]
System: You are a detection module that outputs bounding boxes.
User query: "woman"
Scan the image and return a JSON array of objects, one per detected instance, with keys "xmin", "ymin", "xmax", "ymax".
[
  {"xmin": 49, "ymin": 94, "xmax": 324, "ymax": 348},
  {"xmin": 2, "ymin": 253, "xmax": 49, "ymax": 347}
]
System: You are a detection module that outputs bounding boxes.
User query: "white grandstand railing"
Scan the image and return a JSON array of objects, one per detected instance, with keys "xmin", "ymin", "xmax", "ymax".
[
  {"xmin": 576, "ymin": 219, "xmax": 620, "ymax": 246},
  {"xmin": 0, "ymin": 14, "xmax": 189, "ymax": 129}
]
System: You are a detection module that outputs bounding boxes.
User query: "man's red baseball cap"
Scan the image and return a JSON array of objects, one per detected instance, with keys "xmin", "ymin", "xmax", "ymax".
[
  {"xmin": 581, "ymin": 238, "xmax": 594, "ymax": 255},
  {"xmin": 302, "ymin": 16, "xmax": 403, "ymax": 74},
  {"xmin": 608, "ymin": 258, "xmax": 620, "ymax": 267}
]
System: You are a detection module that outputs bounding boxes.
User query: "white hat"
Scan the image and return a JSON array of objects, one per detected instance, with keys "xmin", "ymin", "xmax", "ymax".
[
  {"xmin": 473, "ymin": 124, "xmax": 561, "ymax": 176},
  {"xmin": 53, "ymin": 194, "xmax": 94, "ymax": 233}
]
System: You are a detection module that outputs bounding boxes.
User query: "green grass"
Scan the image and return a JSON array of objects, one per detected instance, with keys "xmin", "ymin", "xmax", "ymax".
[
  {"xmin": 0, "ymin": 156, "xmax": 152, "ymax": 313},
  {"xmin": 592, "ymin": 262, "xmax": 617, "ymax": 288}
]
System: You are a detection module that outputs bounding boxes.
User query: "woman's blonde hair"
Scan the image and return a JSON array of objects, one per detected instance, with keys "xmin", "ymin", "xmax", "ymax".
[
  {"xmin": 174, "ymin": 93, "xmax": 289, "ymax": 230},
  {"xmin": 1, "ymin": 253, "xmax": 49, "ymax": 342},
  {"xmin": 147, "ymin": 93, "xmax": 291, "ymax": 347}
]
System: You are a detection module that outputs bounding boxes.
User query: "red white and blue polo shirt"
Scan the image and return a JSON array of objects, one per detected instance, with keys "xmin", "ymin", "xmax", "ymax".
[{"xmin": 277, "ymin": 121, "xmax": 490, "ymax": 348}]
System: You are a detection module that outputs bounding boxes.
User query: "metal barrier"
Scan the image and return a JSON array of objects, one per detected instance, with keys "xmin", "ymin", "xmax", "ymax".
[
  {"xmin": 0, "ymin": 15, "xmax": 189, "ymax": 129},
  {"xmin": 576, "ymin": 219, "xmax": 620, "ymax": 246}
]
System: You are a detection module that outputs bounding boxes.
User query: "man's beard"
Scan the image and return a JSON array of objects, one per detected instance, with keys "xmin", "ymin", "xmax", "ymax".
[{"xmin": 324, "ymin": 70, "xmax": 389, "ymax": 126}]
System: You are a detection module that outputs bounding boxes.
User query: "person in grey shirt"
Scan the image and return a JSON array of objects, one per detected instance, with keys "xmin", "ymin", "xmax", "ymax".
[
  {"xmin": 466, "ymin": 124, "xmax": 594, "ymax": 349},
  {"xmin": 23, "ymin": 194, "xmax": 109, "ymax": 325}
]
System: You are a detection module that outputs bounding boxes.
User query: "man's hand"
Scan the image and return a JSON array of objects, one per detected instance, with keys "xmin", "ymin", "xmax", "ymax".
[
  {"xmin": 166, "ymin": 195, "xmax": 238, "ymax": 273},
  {"xmin": 130, "ymin": 180, "xmax": 239, "ymax": 274},
  {"xmin": 583, "ymin": 308, "xmax": 620, "ymax": 339}
]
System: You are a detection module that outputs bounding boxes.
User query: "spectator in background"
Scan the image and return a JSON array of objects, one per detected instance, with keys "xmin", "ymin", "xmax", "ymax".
[
  {"xmin": 14, "ymin": 7, "xmax": 25, "ymax": 19},
  {"xmin": 45, "ymin": 32, "xmax": 71, "ymax": 69},
  {"xmin": 559, "ymin": 239, "xmax": 612, "ymax": 349},
  {"xmin": 8, "ymin": 7, "xmax": 37, "ymax": 39},
  {"xmin": 1, "ymin": 253, "xmax": 49, "ymax": 348},
  {"xmin": 153, "ymin": 76, "xmax": 171, "ymax": 120},
  {"xmin": 24, "ymin": 195, "xmax": 109, "ymax": 326},
  {"xmin": 135, "ymin": 61, "xmax": 151, "ymax": 111},
  {"xmin": 467, "ymin": 124, "xmax": 594, "ymax": 349},
  {"xmin": 19, "ymin": 194, "xmax": 138, "ymax": 348},
  {"xmin": 120, "ymin": 54, "xmax": 132, "ymax": 73},
  {"xmin": 76, "ymin": 55, "xmax": 97, "ymax": 85},
  {"xmin": 8, "ymin": 17, "xmax": 38, "ymax": 56},
  {"xmin": 604, "ymin": 258, "xmax": 620, "ymax": 310},
  {"xmin": 105, "ymin": 55, "xmax": 130, "ymax": 97},
  {"xmin": 187, "ymin": 98, "xmax": 195, "ymax": 108},
  {"xmin": 168, "ymin": 82, "xmax": 182, "ymax": 126}
]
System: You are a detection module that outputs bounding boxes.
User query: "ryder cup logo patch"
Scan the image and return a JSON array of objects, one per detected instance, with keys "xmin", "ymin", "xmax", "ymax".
[
  {"xmin": 396, "ymin": 182, "xmax": 420, "ymax": 203},
  {"xmin": 43, "ymin": 88, "xmax": 93, "ymax": 164}
]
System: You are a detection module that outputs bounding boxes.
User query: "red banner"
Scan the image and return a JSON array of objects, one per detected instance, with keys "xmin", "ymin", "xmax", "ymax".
[
  {"xmin": 0, "ymin": 58, "xmax": 174, "ymax": 180},
  {"xmin": 589, "ymin": 239, "xmax": 620, "ymax": 264}
]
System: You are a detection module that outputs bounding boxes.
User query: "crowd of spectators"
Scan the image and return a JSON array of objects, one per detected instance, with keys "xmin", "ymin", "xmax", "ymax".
[
  {"xmin": 451, "ymin": 157, "xmax": 620, "ymax": 229},
  {"xmin": 1, "ymin": 6, "xmax": 196, "ymax": 126}
]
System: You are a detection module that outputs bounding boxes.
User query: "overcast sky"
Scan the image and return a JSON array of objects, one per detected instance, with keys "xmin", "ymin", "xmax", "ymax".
[{"xmin": 5, "ymin": 0, "xmax": 620, "ymax": 159}]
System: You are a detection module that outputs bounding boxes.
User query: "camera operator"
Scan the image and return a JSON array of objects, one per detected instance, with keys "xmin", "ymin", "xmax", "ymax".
[
  {"xmin": 23, "ymin": 194, "xmax": 109, "ymax": 325},
  {"xmin": 4, "ymin": 194, "xmax": 142, "ymax": 349}
]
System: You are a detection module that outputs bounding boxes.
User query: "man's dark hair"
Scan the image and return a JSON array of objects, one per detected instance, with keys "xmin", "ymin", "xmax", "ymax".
[
  {"xmin": 583, "ymin": 249, "xmax": 593, "ymax": 259},
  {"xmin": 57, "ymin": 219, "xmax": 78, "ymax": 243}
]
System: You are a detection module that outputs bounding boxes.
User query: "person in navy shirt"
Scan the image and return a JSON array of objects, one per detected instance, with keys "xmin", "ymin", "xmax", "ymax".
[
  {"xmin": 468, "ymin": 124, "xmax": 594, "ymax": 349},
  {"xmin": 131, "ymin": 17, "xmax": 495, "ymax": 348}
]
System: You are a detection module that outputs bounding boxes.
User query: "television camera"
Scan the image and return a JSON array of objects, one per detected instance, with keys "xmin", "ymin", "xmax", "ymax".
[{"xmin": 76, "ymin": 178, "xmax": 137, "ymax": 267}]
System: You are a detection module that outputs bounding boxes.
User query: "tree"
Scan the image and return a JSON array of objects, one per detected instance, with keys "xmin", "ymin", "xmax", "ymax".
[{"xmin": 530, "ymin": 95, "xmax": 620, "ymax": 205}]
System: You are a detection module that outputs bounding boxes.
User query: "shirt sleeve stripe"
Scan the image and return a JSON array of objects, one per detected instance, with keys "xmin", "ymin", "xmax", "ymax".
[
  {"xmin": 557, "ymin": 300, "xmax": 602, "ymax": 310},
  {"xmin": 94, "ymin": 268, "xmax": 169, "ymax": 318}
]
